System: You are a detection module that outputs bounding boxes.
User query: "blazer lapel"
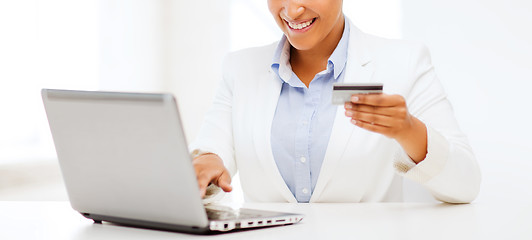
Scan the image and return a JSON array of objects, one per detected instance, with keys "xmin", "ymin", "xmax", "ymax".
[
  {"xmin": 252, "ymin": 69, "xmax": 298, "ymax": 203},
  {"xmin": 310, "ymin": 22, "xmax": 376, "ymax": 202}
]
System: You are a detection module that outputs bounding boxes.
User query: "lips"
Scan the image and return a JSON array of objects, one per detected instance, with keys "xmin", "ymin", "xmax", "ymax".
[{"xmin": 284, "ymin": 18, "xmax": 316, "ymax": 31}]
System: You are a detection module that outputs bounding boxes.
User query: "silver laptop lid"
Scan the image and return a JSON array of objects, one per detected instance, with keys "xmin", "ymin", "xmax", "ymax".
[{"xmin": 42, "ymin": 89, "xmax": 208, "ymax": 228}]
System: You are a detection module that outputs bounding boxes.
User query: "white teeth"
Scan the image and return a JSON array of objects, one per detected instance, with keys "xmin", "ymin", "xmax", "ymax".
[{"xmin": 288, "ymin": 19, "xmax": 313, "ymax": 30}]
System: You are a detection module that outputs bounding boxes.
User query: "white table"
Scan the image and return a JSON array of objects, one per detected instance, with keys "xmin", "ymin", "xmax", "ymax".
[{"xmin": 1, "ymin": 201, "xmax": 530, "ymax": 240}]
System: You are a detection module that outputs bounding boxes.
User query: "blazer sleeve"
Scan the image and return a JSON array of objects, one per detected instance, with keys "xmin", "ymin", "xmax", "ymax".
[
  {"xmin": 188, "ymin": 54, "xmax": 237, "ymax": 178},
  {"xmin": 393, "ymin": 44, "xmax": 481, "ymax": 203}
]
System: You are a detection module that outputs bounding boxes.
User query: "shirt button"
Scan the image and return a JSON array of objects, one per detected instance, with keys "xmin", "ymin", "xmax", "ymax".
[
  {"xmin": 302, "ymin": 188, "xmax": 309, "ymax": 194},
  {"xmin": 300, "ymin": 157, "xmax": 307, "ymax": 163}
]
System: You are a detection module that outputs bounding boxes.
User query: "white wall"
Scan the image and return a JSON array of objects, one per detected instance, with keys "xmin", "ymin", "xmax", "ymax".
[
  {"xmin": 344, "ymin": 0, "xmax": 402, "ymax": 39},
  {"xmin": 0, "ymin": 0, "xmax": 99, "ymax": 164},
  {"xmin": 164, "ymin": 1, "xmax": 230, "ymax": 144},
  {"xmin": 99, "ymin": 0, "xmax": 230, "ymax": 144},
  {"xmin": 229, "ymin": 0, "xmax": 281, "ymax": 51},
  {"xmin": 401, "ymin": 0, "xmax": 532, "ymax": 203},
  {"xmin": 99, "ymin": 0, "xmax": 166, "ymax": 92},
  {"xmin": 0, "ymin": 0, "xmax": 99, "ymax": 200}
]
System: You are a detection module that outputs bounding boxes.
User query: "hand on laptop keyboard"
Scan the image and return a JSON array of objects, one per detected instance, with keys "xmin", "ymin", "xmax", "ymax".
[{"xmin": 192, "ymin": 153, "xmax": 233, "ymax": 197}]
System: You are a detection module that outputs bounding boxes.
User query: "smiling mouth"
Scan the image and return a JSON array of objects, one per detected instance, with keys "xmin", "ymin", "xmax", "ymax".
[{"xmin": 285, "ymin": 18, "xmax": 316, "ymax": 30}]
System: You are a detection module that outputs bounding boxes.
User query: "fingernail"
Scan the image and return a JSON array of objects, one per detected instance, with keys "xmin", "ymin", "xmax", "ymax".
[
  {"xmin": 351, "ymin": 119, "xmax": 357, "ymax": 124},
  {"xmin": 346, "ymin": 111, "xmax": 353, "ymax": 117},
  {"xmin": 351, "ymin": 96, "xmax": 359, "ymax": 102},
  {"xmin": 345, "ymin": 103, "xmax": 352, "ymax": 109}
]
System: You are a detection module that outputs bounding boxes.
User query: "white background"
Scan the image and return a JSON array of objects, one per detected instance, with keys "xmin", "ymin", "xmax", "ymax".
[
  {"xmin": 0, "ymin": 0, "xmax": 530, "ymax": 203},
  {"xmin": 401, "ymin": 0, "xmax": 532, "ymax": 202}
]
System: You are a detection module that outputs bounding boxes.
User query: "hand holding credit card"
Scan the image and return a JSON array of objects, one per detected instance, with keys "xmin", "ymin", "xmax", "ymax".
[{"xmin": 331, "ymin": 83, "xmax": 383, "ymax": 105}]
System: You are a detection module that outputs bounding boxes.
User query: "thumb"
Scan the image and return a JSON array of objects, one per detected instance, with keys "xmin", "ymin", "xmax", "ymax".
[{"xmin": 216, "ymin": 171, "xmax": 233, "ymax": 192}]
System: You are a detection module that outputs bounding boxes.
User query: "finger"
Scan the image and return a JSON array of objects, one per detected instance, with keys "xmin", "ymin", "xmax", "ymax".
[
  {"xmin": 215, "ymin": 171, "xmax": 233, "ymax": 193},
  {"xmin": 346, "ymin": 110, "xmax": 395, "ymax": 127},
  {"xmin": 197, "ymin": 175, "xmax": 211, "ymax": 197},
  {"xmin": 351, "ymin": 94, "xmax": 405, "ymax": 107},
  {"xmin": 200, "ymin": 187, "xmax": 206, "ymax": 198},
  {"xmin": 345, "ymin": 102, "xmax": 396, "ymax": 116},
  {"xmin": 351, "ymin": 119, "xmax": 391, "ymax": 135}
]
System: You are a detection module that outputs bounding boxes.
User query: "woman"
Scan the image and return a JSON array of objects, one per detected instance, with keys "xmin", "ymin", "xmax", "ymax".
[{"xmin": 189, "ymin": 0, "xmax": 481, "ymax": 203}]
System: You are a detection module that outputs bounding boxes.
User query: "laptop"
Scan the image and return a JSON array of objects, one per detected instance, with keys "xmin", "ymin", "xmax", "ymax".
[{"xmin": 41, "ymin": 89, "xmax": 303, "ymax": 234}]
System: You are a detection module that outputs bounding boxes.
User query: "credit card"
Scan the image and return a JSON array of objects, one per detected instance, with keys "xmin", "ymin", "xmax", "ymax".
[{"xmin": 331, "ymin": 83, "xmax": 383, "ymax": 105}]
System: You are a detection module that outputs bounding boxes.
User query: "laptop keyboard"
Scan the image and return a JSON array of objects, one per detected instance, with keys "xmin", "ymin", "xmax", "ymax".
[{"xmin": 206, "ymin": 208, "xmax": 262, "ymax": 221}]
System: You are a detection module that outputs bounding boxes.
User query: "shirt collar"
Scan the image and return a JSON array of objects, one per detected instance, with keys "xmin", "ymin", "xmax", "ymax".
[
  {"xmin": 271, "ymin": 17, "xmax": 350, "ymax": 83},
  {"xmin": 330, "ymin": 19, "xmax": 349, "ymax": 79},
  {"xmin": 271, "ymin": 36, "xmax": 295, "ymax": 84}
]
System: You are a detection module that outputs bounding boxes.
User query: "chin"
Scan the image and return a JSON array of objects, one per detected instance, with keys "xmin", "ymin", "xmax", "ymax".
[{"xmin": 286, "ymin": 37, "xmax": 317, "ymax": 51}]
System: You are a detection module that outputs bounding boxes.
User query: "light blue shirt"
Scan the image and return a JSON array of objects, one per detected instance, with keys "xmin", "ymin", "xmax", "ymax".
[{"xmin": 270, "ymin": 20, "xmax": 349, "ymax": 202}]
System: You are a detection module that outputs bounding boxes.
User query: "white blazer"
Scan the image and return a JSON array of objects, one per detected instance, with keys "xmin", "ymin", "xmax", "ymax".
[{"xmin": 189, "ymin": 20, "xmax": 481, "ymax": 203}]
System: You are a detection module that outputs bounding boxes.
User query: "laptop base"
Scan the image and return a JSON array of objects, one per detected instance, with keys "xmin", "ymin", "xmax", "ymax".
[{"xmin": 81, "ymin": 213, "xmax": 211, "ymax": 234}]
